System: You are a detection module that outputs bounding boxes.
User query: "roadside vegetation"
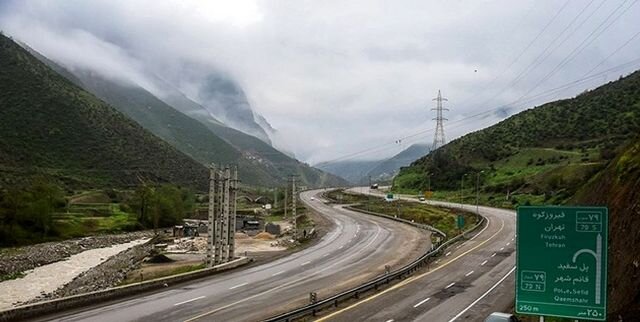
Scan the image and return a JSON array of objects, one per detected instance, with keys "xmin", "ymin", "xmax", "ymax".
[
  {"xmin": 0, "ymin": 180, "xmax": 195, "ymax": 247},
  {"xmin": 394, "ymin": 70, "xmax": 640, "ymax": 208},
  {"xmin": 325, "ymin": 189, "xmax": 477, "ymax": 238}
]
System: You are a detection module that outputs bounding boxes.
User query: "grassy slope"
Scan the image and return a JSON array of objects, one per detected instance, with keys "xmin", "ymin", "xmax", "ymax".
[
  {"xmin": 0, "ymin": 33, "xmax": 207, "ymax": 190},
  {"xmin": 571, "ymin": 138, "xmax": 640, "ymax": 320},
  {"xmin": 395, "ymin": 70, "xmax": 640, "ymax": 205},
  {"xmin": 70, "ymin": 70, "xmax": 281, "ymax": 186},
  {"xmin": 62, "ymin": 66, "xmax": 346, "ymax": 188}
]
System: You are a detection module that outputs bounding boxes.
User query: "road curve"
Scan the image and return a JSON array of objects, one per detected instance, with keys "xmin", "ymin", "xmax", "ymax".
[
  {"xmin": 32, "ymin": 189, "xmax": 431, "ymax": 322},
  {"xmin": 316, "ymin": 188, "xmax": 516, "ymax": 322}
]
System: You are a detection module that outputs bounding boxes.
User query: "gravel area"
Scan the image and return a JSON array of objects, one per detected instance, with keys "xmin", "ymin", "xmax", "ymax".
[
  {"xmin": 0, "ymin": 231, "xmax": 155, "ymax": 278},
  {"xmin": 35, "ymin": 239, "xmax": 155, "ymax": 301},
  {"xmin": 0, "ymin": 238, "xmax": 149, "ymax": 309}
]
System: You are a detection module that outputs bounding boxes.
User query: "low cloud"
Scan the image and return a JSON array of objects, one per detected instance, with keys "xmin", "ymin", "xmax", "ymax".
[{"xmin": 1, "ymin": 0, "xmax": 639, "ymax": 164}]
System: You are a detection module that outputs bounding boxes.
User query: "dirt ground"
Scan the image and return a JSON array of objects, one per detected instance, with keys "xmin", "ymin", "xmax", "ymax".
[{"xmin": 126, "ymin": 210, "xmax": 335, "ymax": 283}]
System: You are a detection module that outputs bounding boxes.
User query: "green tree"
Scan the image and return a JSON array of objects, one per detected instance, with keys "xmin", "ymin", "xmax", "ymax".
[
  {"xmin": 129, "ymin": 184, "xmax": 154, "ymax": 227},
  {"xmin": 0, "ymin": 188, "xmax": 27, "ymax": 243},
  {"xmin": 128, "ymin": 184, "xmax": 194, "ymax": 232},
  {"xmin": 25, "ymin": 180, "xmax": 64, "ymax": 238}
]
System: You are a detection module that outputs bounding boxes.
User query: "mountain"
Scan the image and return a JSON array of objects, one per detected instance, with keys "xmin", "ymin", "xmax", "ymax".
[
  {"xmin": 316, "ymin": 144, "xmax": 429, "ymax": 184},
  {"xmin": 315, "ymin": 160, "xmax": 382, "ymax": 184},
  {"xmin": 367, "ymin": 144, "xmax": 429, "ymax": 182},
  {"xmin": 0, "ymin": 33, "xmax": 207, "ymax": 190},
  {"xmin": 64, "ymin": 70, "xmax": 304, "ymax": 187},
  {"xmin": 395, "ymin": 70, "xmax": 640, "ymax": 205},
  {"xmin": 572, "ymin": 138, "xmax": 640, "ymax": 320},
  {"xmin": 23, "ymin": 51, "xmax": 347, "ymax": 188},
  {"xmin": 194, "ymin": 74, "xmax": 272, "ymax": 144}
]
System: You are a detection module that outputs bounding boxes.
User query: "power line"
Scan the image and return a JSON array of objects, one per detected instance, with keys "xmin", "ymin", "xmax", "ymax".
[
  {"xmin": 522, "ymin": 0, "xmax": 639, "ymax": 99},
  {"xmin": 467, "ymin": 0, "xmax": 602, "ymax": 111},
  {"xmin": 456, "ymin": 0, "xmax": 572, "ymax": 108},
  {"xmin": 582, "ymin": 29, "xmax": 640, "ymax": 77},
  {"xmin": 504, "ymin": 0, "xmax": 602, "ymax": 91},
  {"xmin": 318, "ymin": 59, "xmax": 640, "ymax": 165}
]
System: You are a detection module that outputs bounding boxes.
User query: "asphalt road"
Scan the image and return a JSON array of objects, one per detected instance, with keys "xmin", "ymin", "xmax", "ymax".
[
  {"xmin": 316, "ymin": 188, "xmax": 516, "ymax": 322},
  {"xmin": 32, "ymin": 189, "xmax": 431, "ymax": 322}
]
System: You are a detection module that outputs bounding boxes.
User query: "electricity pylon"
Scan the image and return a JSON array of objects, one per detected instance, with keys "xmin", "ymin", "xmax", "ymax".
[{"xmin": 432, "ymin": 90, "xmax": 449, "ymax": 150}]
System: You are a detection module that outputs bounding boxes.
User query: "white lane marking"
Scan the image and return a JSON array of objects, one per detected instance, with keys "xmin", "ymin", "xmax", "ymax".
[
  {"xmin": 338, "ymin": 245, "xmax": 344, "ymax": 250},
  {"xmin": 445, "ymin": 282, "xmax": 456, "ymax": 289},
  {"xmin": 447, "ymin": 266, "xmax": 516, "ymax": 322},
  {"xmin": 385, "ymin": 319, "xmax": 394, "ymax": 322},
  {"xmin": 469, "ymin": 217, "xmax": 491, "ymax": 241},
  {"xmin": 465, "ymin": 270, "xmax": 474, "ymax": 277},
  {"xmin": 506, "ymin": 242, "xmax": 510, "ymax": 246},
  {"xmin": 184, "ymin": 208, "xmax": 384, "ymax": 322},
  {"xmin": 455, "ymin": 245, "xmax": 462, "ymax": 249},
  {"xmin": 491, "ymin": 253, "xmax": 496, "ymax": 257},
  {"xmin": 481, "ymin": 260, "xmax": 488, "ymax": 266},
  {"xmin": 301, "ymin": 261, "xmax": 311, "ymax": 266},
  {"xmin": 435, "ymin": 260, "xmax": 440, "ymax": 264},
  {"xmin": 500, "ymin": 247, "xmax": 504, "ymax": 251},
  {"xmin": 228, "ymin": 282, "xmax": 248, "ymax": 290},
  {"xmin": 323, "ymin": 253, "xmax": 330, "ymax": 257},
  {"xmin": 174, "ymin": 296, "xmax": 205, "ymax": 306},
  {"xmin": 413, "ymin": 297, "xmax": 431, "ymax": 308},
  {"xmin": 511, "ymin": 238, "xmax": 514, "ymax": 241},
  {"xmin": 445, "ymin": 252, "xmax": 451, "ymax": 256},
  {"xmin": 272, "ymin": 270, "xmax": 285, "ymax": 276}
]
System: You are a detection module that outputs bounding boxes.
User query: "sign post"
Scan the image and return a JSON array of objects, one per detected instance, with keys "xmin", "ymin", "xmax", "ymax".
[
  {"xmin": 456, "ymin": 214, "xmax": 465, "ymax": 230},
  {"xmin": 516, "ymin": 206, "xmax": 608, "ymax": 321}
]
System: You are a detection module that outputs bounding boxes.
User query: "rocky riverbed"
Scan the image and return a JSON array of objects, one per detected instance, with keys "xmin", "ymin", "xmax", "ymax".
[
  {"xmin": 0, "ymin": 231, "xmax": 154, "ymax": 279},
  {"xmin": 0, "ymin": 238, "xmax": 150, "ymax": 309}
]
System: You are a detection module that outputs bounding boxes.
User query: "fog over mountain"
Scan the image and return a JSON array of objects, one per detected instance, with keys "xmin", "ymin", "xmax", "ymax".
[{"xmin": 1, "ymin": 0, "xmax": 639, "ymax": 164}]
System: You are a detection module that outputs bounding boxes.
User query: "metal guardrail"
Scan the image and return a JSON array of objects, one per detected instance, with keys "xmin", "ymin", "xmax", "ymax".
[{"xmin": 263, "ymin": 197, "xmax": 486, "ymax": 322}]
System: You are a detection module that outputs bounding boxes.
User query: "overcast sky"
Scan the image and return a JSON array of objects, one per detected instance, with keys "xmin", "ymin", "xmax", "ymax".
[{"xmin": 1, "ymin": 1, "xmax": 639, "ymax": 164}]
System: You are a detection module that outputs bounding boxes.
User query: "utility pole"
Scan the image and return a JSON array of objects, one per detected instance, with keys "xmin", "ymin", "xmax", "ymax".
[
  {"xmin": 206, "ymin": 165, "xmax": 217, "ymax": 268},
  {"xmin": 274, "ymin": 187, "xmax": 278, "ymax": 210},
  {"xmin": 475, "ymin": 171, "xmax": 483, "ymax": 214},
  {"xmin": 206, "ymin": 164, "xmax": 238, "ymax": 266},
  {"xmin": 214, "ymin": 165, "xmax": 224, "ymax": 265},
  {"xmin": 290, "ymin": 176, "xmax": 297, "ymax": 240},
  {"xmin": 220, "ymin": 166, "xmax": 230, "ymax": 262},
  {"xmin": 284, "ymin": 186, "xmax": 288, "ymax": 218},
  {"xmin": 460, "ymin": 174, "xmax": 468, "ymax": 209},
  {"xmin": 229, "ymin": 166, "xmax": 238, "ymax": 259},
  {"xmin": 368, "ymin": 175, "xmax": 372, "ymax": 212},
  {"xmin": 431, "ymin": 90, "xmax": 449, "ymax": 150}
]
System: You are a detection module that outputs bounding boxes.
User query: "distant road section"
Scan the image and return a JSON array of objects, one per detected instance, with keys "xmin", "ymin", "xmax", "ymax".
[{"xmin": 33, "ymin": 189, "xmax": 430, "ymax": 322}]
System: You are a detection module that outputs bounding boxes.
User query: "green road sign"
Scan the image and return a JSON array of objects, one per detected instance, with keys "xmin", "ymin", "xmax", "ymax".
[
  {"xmin": 516, "ymin": 206, "xmax": 608, "ymax": 321},
  {"xmin": 457, "ymin": 214, "xmax": 465, "ymax": 229}
]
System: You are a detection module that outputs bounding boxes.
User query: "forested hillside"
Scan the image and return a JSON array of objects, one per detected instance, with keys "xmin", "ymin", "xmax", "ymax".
[
  {"xmin": 395, "ymin": 70, "xmax": 640, "ymax": 206},
  {"xmin": 571, "ymin": 138, "xmax": 640, "ymax": 320},
  {"xmin": 0, "ymin": 33, "xmax": 208, "ymax": 190}
]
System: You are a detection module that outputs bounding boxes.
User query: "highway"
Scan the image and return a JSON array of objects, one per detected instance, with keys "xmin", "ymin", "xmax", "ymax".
[
  {"xmin": 32, "ymin": 189, "xmax": 431, "ymax": 322},
  {"xmin": 315, "ymin": 188, "xmax": 517, "ymax": 322}
]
